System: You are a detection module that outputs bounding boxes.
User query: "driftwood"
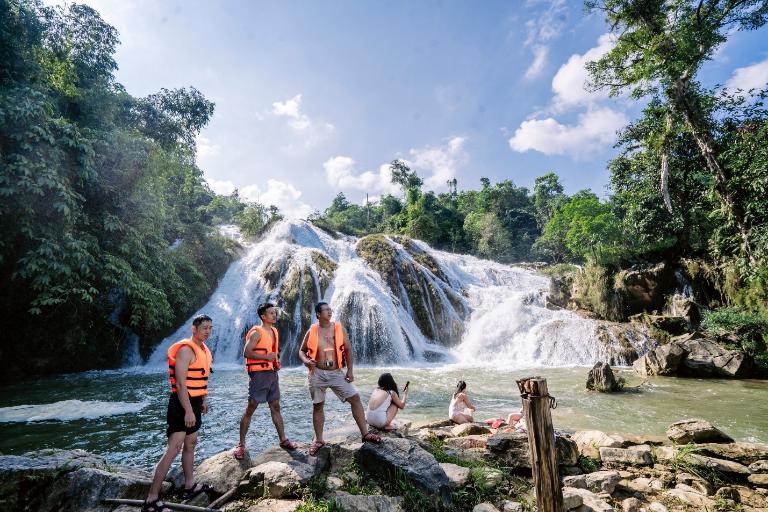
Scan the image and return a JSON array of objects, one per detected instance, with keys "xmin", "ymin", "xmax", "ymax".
[
  {"xmin": 102, "ymin": 498, "xmax": 215, "ymax": 511},
  {"xmin": 207, "ymin": 487, "xmax": 238, "ymax": 509},
  {"xmin": 517, "ymin": 376, "xmax": 565, "ymax": 512}
]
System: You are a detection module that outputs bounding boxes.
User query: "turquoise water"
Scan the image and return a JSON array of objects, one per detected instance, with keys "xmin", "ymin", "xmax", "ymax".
[{"xmin": 1, "ymin": 365, "xmax": 766, "ymax": 469}]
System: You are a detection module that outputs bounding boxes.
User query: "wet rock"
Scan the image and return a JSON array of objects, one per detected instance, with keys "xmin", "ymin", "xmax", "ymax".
[
  {"xmin": 333, "ymin": 493, "xmax": 404, "ymax": 512},
  {"xmin": 195, "ymin": 448, "xmax": 255, "ymax": 494},
  {"xmin": 451, "ymin": 423, "xmax": 491, "ymax": 437},
  {"xmin": 439, "ymin": 463, "xmax": 470, "ymax": 488},
  {"xmin": 598, "ymin": 445, "xmax": 653, "ymax": 466},
  {"xmin": 621, "ymin": 497, "xmax": 641, "ymax": 512},
  {"xmin": 586, "ymin": 362, "xmax": 621, "ymax": 392},
  {"xmin": 472, "ymin": 503, "xmax": 500, "ymax": 512},
  {"xmin": 357, "ymin": 438, "xmax": 450, "ymax": 501},
  {"xmin": 666, "ymin": 418, "xmax": 734, "ymax": 444},
  {"xmin": 562, "ymin": 470, "xmax": 620, "ymax": 494},
  {"xmin": 241, "ymin": 460, "xmax": 314, "ymax": 498},
  {"xmin": 572, "ymin": 430, "xmax": 624, "ymax": 459},
  {"xmin": 632, "ymin": 343, "xmax": 686, "ymax": 376}
]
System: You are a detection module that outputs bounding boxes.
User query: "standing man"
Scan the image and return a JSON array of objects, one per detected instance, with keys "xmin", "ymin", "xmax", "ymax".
[
  {"xmin": 298, "ymin": 302, "xmax": 381, "ymax": 456},
  {"xmin": 142, "ymin": 315, "xmax": 213, "ymax": 512},
  {"xmin": 233, "ymin": 303, "xmax": 297, "ymax": 460}
]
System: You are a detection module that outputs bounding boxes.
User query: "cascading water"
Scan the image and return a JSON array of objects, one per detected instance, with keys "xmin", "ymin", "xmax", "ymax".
[{"xmin": 146, "ymin": 220, "xmax": 653, "ymax": 369}]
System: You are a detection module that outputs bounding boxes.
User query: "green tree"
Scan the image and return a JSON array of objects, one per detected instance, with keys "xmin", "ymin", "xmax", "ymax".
[{"xmin": 533, "ymin": 172, "xmax": 566, "ymax": 230}]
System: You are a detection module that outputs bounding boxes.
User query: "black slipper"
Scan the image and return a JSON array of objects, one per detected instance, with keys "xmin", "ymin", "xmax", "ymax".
[
  {"xmin": 182, "ymin": 482, "xmax": 212, "ymax": 501},
  {"xmin": 141, "ymin": 499, "xmax": 170, "ymax": 512}
]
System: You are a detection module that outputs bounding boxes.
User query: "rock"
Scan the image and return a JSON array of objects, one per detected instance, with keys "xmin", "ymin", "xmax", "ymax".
[
  {"xmin": 561, "ymin": 487, "xmax": 584, "ymax": 509},
  {"xmin": 586, "ymin": 362, "xmax": 621, "ymax": 392},
  {"xmin": 329, "ymin": 442, "xmax": 363, "ymax": 472},
  {"xmin": 242, "ymin": 499, "xmax": 302, "ymax": 512},
  {"xmin": 615, "ymin": 262, "xmax": 678, "ymax": 318},
  {"xmin": 695, "ymin": 442, "xmax": 768, "ymax": 465},
  {"xmin": 443, "ymin": 435, "xmax": 488, "ymax": 450},
  {"xmin": 684, "ymin": 453, "xmax": 751, "ymax": 476},
  {"xmin": 620, "ymin": 433, "xmax": 668, "ymax": 446},
  {"xmin": 679, "ymin": 337, "xmax": 751, "ymax": 377},
  {"xmin": 561, "ymin": 466, "xmax": 582, "ymax": 476},
  {"xmin": 621, "ymin": 497, "xmax": 641, "ymax": 512},
  {"xmin": 598, "ymin": 445, "xmax": 653, "ymax": 466},
  {"xmin": 195, "ymin": 449, "xmax": 255, "ymax": 494},
  {"xmin": 633, "ymin": 343, "xmax": 686, "ymax": 376},
  {"xmin": 622, "ymin": 477, "xmax": 663, "ymax": 493},
  {"xmin": 253, "ymin": 443, "xmax": 330, "ymax": 476},
  {"xmin": 645, "ymin": 314, "xmax": 690, "ymax": 335},
  {"xmin": 654, "ymin": 445, "xmax": 676, "ymax": 461},
  {"xmin": 562, "ymin": 470, "xmax": 620, "ymax": 494},
  {"xmin": 439, "ymin": 463, "xmax": 470, "ymax": 488},
  {"xmin": 242, "ymin": 460, "xmax": 314, "ymax": 498},
  {"xmin": 663, "ymin": 487, "xmax": 716, "ymax": 508},
  {"xmin": 572, "ymin": 430, "xmax": 624, "ymax": 459},
  {"xmin": 357, "ymin": 438, "xmax": 450, "ymax": 502},
  {"xmin": 714, "ymin": 486, "xmax": 740, "ymax": 501},
  {"xmin": 472, "ymin": 503, "xmax": 500, "ymax": 512},
  {"xmin": 485, "ymin": 431, "xmax": 577, "ymax": 467},
  {"xmin": 566, "ymin": 487, "xmax": 613, "ymax": 511},
  {"xmin": 451, "ymin": 423, "xmax": 491, "ymax": 437},
  {"xmin": 45, "ymin": 466, "xmax": 157, "ymax": 512},
  {"xmin": 647, "ymin": 502, "xmax": 668, "ymax": 512},
  {"xmin": 471, "ymin": 467, "xmax": 504, "ymax": 489},
  {"xmin": 500, "ymin": 500, "xmax": 524, "ymax": 512},
  {"xmin": 676, "ymin": 472, "xmax": 713, "ymax": 495},
  {"xmin": 732, "ymin": 484, "xmax": 768, "ymax": 507},
  {"xmin": 326, "ymin": 476, "xmax": 344, "ymax": 490},
  {"xmin": 749, "ymin": 460, "xmax": 768, "ymax": 473},
  {"xmin": 748, "ymin": 474, "xmax": 768, "ymax": 487},
  {"xmin": 333, "ymin": 493, "xmax": 404, "ymax": 512},
  {"xmin": 666, "ymin": 418, "xmax": 734, "ymax": 444},
  {"xmin": 411, "ymin": 419, "xmax": 455, "ymax": 429}
]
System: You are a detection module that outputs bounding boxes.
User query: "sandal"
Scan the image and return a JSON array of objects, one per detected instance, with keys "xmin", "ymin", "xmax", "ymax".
[
  {"xmin": 362, "ymin": 431, "xmax": 382, "ymax": 443},
  {"xmin": 279, "ymin": 438, "xmax": 298, "ymax": 450},
  {"xmin": 308, "ymin": 440, "xmax": 325, "ymax": 456},
  {"xmin": 141, "ymin": 499, "xmax": 171, "ymax": 512},
  {"xmin": 182, "ymin": 482, "xmax": 212, "ymax": 501},
  {"xmin": 233, "ymin": 443, "xmax": 245, "ymax": 460}
]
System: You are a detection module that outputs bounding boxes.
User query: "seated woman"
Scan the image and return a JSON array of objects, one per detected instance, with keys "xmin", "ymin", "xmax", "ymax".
[
  {"xmin": 448, "ymin": 380, "xmax": 476, "ymax": 424},
  {"xmin": 366, "ymin": 373, "xmax": 408, "ymax": 430}
]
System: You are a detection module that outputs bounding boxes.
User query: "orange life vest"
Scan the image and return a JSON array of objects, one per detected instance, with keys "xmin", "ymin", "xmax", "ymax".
[
  {"xmin": 306, "ymin": 322, "xmax": 346, "ymax": 369},
  {"xmin": 168, "ymin": 339, "xmax": 212, "ymax": 397},
  {"xmin": 245, "ymin": 325, "xmax": 280, "ymax": 372}
]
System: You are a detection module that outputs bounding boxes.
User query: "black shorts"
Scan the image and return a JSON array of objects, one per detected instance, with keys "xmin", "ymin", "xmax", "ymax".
[{"xmin": 166, "ymin": 393, "xmax": 203, "ymax": 437}]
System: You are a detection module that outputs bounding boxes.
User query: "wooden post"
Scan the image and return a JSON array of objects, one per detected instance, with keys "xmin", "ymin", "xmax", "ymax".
[{"xmin": 517, "ymin": 376, "xmax": 564, "ymax": 512}]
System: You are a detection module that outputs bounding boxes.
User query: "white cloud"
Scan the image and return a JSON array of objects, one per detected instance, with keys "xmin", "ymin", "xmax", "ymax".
[
  {"xmin": 726, "ymin": 58, "xmax": 768, "ymax": 92},
  {"xmin": 508, "ymin": 107, "xmax": 627, "ymax": 157},
  {"xmin": 239, "ymin": 179, "xmax": 313, "ymax": 219},
  {"xmin": 522, "ymin": 0, "xmax": 567, "ymax": 81},
  {"xmin": 551, "ymin": 33, "xmax": 615, "ymax": 110},
  {"xmin": 206, "ymin": 178, "xmax": 236, "ymax": 196},
  {"xmin": 324, "ymin": 136, "xmax": 468, "ymax": 194},
  {"xmin": 195, "ymin": 134, "xmax": 221, "ymax": 159},
  {"xmin": 271, "ymin": 94, "xmax": 334, "ymax": 148}
]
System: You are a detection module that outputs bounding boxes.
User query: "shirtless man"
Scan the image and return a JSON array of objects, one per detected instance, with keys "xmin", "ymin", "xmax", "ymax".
[
  {"xmin": 233, "ymin": 303, "xmax": 297, "ymax": 459},
  {"xmin": 298, "ymin": 302, "xmax": 381, "ymax": 455}
]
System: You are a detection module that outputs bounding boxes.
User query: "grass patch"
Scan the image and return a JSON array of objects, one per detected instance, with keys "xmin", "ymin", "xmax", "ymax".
[
  {"xmin": 338, "ymin": 462, "xmax": 379, "ymax": 495},
  {"xmin": 423, "ymin": 436, "xmax": 492, "ymax": 469},
  {"xmin": 669, "ymin": 444, "xmax": 727, "ymax": 489},
  {"xmin": 578, "ymin": 455, "xmax": 600, "ymax": 473}
]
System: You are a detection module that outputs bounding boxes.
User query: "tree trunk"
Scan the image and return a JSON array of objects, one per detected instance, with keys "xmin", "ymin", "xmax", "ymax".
[{"xmin": 671, "ymin": 78, "xmax": 753, "ymax": 261}]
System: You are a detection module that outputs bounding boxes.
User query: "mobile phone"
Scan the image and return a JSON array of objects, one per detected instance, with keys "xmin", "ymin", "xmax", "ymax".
[{"xmin": 403, "ymin": 381, "xmax": 410, "ymax": 391}]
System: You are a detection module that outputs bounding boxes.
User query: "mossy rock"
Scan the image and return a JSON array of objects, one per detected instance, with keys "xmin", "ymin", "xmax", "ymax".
[
  {"xmin": 357, "ymin": 235, "xmax": 399, "ymax": 292},
  {"xmin": 310, "ymin": 251, "xmax": 338, "ymax": 298}
]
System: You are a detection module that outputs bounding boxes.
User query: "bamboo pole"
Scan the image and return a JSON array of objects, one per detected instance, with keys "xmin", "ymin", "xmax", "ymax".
[
  {"xmin": 517, "ymin": 376, "xmax": 564, "ymax": 512},
  {"xmin": 101, "ymin": 498, "xmax": 216, "ymax": 511},
  {"xmin": 207, "ymin": 488, "xmax": 237, "ymax": 509}
]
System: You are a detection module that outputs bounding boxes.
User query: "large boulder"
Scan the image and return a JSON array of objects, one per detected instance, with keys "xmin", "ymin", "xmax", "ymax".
[
  {"xmin": 677, "ymin": 338, "xmax": 750, "ymax": 377},
  {"xmin": 633, "ymin": 343, "xmax": 686, "ymax": 376},
  {"xmin": 195, "ymin": 449, "xmax": 256, "ymax": 494},
  {"xmin": 572, "ymin": 431, "xmax": 624, "ymax": 459},
  {"xmin": 45, "ymin": 466, "xmax": 155, "ymax": 512},
  {"xmin": 694, "ymin": 442, "xmax": 768, "ymax": 465},
  {"xmin": 615, "ymin": 262, "xmax": 678, "ymax": 317},
  {"xmin": 241, "ymin": 460, "xmax": 314, "ymax": 498},
  {"xmin": 252, "ymin": 443, "xmax": 330, "ymax": 476},
  {"xmin": 357, "ymin": 438, "xmax": 451, "ymax": 502},
  {"xmin": 666, "ymin": 419, "xmax": 734, "ymax": 445},
  {"xmin": 586, "ymin": 362, "xmax": 621, "ymax": 392}
]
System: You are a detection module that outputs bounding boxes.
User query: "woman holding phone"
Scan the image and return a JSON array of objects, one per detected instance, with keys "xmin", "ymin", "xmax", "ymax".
[{"xmin": 365, "ymin": 373, "xmax": 408, "ymax": 430}]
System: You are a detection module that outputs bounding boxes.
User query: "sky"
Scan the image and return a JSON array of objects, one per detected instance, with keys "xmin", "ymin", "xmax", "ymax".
[{"xmin": 48, "ymin": 0, "xmax": 768, "ymax": 218}]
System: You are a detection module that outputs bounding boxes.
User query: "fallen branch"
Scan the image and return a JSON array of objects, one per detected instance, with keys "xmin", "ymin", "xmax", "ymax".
[
  {"xmin": 207, "ymin": 487, "xmax": 238, "ymax": 509},
  {"xmin": 102, "ymin": 498, "xmax": 215, "ymax": 511}
]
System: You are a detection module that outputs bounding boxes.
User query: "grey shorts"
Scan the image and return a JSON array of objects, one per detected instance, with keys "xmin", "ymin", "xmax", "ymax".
[
  {"xmin": 308, "ymin": 368, "xmax": 358, "ymax": 404},
  {"xmin": 248, "ymin": 371, "xmax": 280, "ymax": 404}
]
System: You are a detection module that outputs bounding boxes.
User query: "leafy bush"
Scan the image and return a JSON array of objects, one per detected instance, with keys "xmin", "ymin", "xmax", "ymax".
[{"xmin": 702, "ymin": 307, "xmax": 768, "ymax": 370}]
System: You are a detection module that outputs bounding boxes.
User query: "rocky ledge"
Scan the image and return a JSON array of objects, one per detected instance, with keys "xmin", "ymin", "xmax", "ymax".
[{"xmin": 2, "ymin": 418, "xmax": 767, "ymax": 511}]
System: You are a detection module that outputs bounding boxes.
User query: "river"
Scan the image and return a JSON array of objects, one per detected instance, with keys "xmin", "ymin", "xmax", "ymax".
[{"xmin": 2, "ymin": 365, "xmax": 766, "ymax": 470}]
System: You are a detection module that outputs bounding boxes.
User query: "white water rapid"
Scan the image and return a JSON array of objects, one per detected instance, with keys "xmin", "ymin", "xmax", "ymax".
[{"xmin": 146, "ymin": 220, "xmax": 652, "ymax": 369}]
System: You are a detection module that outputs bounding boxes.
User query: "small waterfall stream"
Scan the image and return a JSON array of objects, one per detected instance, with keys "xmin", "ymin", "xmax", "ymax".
[{"xmin": 147, "ymin": 220, "xmax": 653, "ymax": 368}]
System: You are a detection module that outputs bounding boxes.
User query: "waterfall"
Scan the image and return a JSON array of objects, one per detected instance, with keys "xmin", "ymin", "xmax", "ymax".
[{"xmin": 146, "ymin": 220, "xmax": 651, "ymax": 369}]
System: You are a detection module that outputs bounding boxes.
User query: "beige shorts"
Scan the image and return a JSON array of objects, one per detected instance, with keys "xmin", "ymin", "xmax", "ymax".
[{"xmin": 308, "ymin": 368, "xmax": 358, "ymax": 404}]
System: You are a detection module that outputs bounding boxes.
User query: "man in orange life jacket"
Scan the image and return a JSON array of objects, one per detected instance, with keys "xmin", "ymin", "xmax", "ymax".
[
  {"xmin": 298, "ymin": 302, "xmax": 381, "ymax": 456},
  {"xmin": 233, "ymin": 303, "xmax": 298, "ymax": 460},
  {"xmin": 142, "ymin": 314, "xmax": 213, "ymax": 512}
]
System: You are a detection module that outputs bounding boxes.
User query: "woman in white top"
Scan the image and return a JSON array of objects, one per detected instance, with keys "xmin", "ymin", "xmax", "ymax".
[
  {"xmin": 366, "ymin": 373, "xmax": 408, "ymax": 430},
  {"xmin": 448, "ymin": 380, "xmax": 476, "ymax": 424}
]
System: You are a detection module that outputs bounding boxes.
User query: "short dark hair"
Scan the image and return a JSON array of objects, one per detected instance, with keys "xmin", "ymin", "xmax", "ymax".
[
  {"xmin": 378, "ymin": 372, "xmax": 400, "ymax": 397},
  {"xmin": 315, "ymin": 302, "xmax": 330, "ymax": 315},
  {"xmin": 257, "ymin": 303, "xmax": 275, "ymax": 319},
  {"xmin": 192, "ymin": 314, "xmax": 212, "ymax": 327}
]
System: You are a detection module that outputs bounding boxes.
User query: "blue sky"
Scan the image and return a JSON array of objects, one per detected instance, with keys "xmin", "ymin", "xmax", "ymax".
[{"xmin": 51, "ymin": 1, "xmax": 768, "ymax": 217}]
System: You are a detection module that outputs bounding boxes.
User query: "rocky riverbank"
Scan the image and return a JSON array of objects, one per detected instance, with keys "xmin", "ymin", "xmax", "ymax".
[{"xmin": 2, "ymin": 418, "xmax": 767, "ymax": 511}]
